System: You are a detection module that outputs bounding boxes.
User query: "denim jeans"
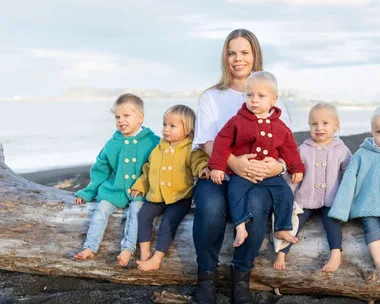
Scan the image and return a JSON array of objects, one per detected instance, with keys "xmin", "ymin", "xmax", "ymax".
[
  {"xmin": 120, "ymin": 200, "xmax": 144, "ymax": 254},
  {"xmin": 361, "ymin": 217, "xmax": 380, "ymax": 245},
  {"xmin": 281, "ymin": 206, "xmax": 342, "ymax": 254},
  {"xmin": 84, "ymin": 200, "xmax": 143, "ymax": 254},
  {"xmin": 228, "ymin": 175, "xmax": 293, "ymax": 231},
  {"xmin": 138, "ymin": 199, "xmax": 191, "ymax": 253},
  {"xmin": 193, "ymin": 179, "xmax": 273, "ymax": 272}
]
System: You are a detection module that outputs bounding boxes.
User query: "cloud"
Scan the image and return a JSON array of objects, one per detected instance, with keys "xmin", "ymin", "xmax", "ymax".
[
  {"xmin": 226, "ymin": 0, "xmax": 377, "ymax": 6},
  {"xmin": 0, "ymin": 48, "xmax": 180, "ymax": 97},
  {"xmin": 268, "ymin": 61, "xmax": 380, "ymax": 102},
  {"xmin": 180, "ymin": 13, "xmax": 380, "ymax": 66}
]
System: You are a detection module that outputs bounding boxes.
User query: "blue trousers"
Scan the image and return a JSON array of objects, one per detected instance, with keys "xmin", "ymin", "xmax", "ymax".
[
  {"xmin": 361, "ymin": 217, "xmax": 380, "ymax": 245},
  {"xmin": 138, "ymin": 199, "xmax": 191, "ymax": 253},
  {"xmin": 84, "ymin": 200, "xmax": 143, "ymax": 254},
  {"xmin": 228, "ymin": 175, "xmax": 293, "ymax": 231},
  {"xmin": 193, "ymin": 179, "xmax": 273, "ymax": 272},
  {"xmin": 280, "ymin": 206, "xmax": 342, "ymax": 254}
]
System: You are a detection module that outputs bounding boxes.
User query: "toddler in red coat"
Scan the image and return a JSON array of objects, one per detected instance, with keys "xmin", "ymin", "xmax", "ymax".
[{"xmin": 209, "ymin": 71, "xmax": 305, "ymax": 247}]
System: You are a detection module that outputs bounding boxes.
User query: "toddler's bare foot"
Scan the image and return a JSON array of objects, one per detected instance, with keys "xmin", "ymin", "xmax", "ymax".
[
  {"xmin": 73, "ymin": 248, "xmax": 95, "ymax": 260},
  {"xmin": 274, "ymin": 231, "xmax": 298, "ymax": 244},
  {"xmin": 273, "ymin": 252, "xmax": 286, "ymax": 270},
  {"xmin": 136, "ymin": 256, "xmax": 161, "ymax": 271},
  {"xmin": 365, "ymin": 270, "xmax": 378, "ymax": 281},
  {"xmin": 322, "ymin": 250, "xmax": 341, "ymax": 272},
  {"xmin": 233, "ymin": 225, "xmax": 248, "ymax": 247},
  {"xmin": 117, "ymin": 250, "xmax": 132, "ymax": 266},
  {"xmin": 139, "ymin": 251, "xmax": 152, "ymax": 262}
]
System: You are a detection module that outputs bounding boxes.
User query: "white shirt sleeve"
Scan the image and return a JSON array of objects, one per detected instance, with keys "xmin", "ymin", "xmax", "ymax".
[
  {"xmin": 277, "ymin": 98, "xmax": 292, "ymax": 130},
  {"xmin": 192, "ymin": 91, "xmax": 218, "ymax": 150}
]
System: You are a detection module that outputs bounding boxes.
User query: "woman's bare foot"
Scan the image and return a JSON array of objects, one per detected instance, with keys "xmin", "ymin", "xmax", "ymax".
[
  {"xmin": 73, "ymin": 248, "xmax": 95, "ymax": 260},
  {"xmin": 117, "ymin": 250, "xmax": 132, "ymax": 266},
  {"xmin": 233, "ymin": 224, "xmax": 248, "ymax": 247},
  {"xmin": 274, "ymin": 231, "xmax": 298, "ymax": 244},
  {"xmin": 136, "ymin": 251, "xmax": 165, "ymax": 272},
  {"xmin": 322, "ymin": 249, "xmax": 341, "ymax": 272},
  {"xmin": 273, "ymin": 252, "xmax": 286, "ymax": 270}
]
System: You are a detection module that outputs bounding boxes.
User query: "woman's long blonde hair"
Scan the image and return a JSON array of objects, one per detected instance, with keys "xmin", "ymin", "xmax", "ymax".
[{"xmin": 213, "ymin": 29, "xmax": 263, "ymax": 90}]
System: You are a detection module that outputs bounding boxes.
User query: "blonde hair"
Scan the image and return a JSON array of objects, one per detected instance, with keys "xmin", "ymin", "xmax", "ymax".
[
  {"xmin": 213, "ymin": 29, "xmax": 263, "ymax": 91},
  {"xmin": 164, "ymin": 105, "xmax": 196, "ymax": 139},
  {"xmin": 247, "ymin": 71, "xmax": 278, "ymax": 95},
  {"xmin": 308, "ymin": 102, "xmax": 340, "ymax": 129},
  {"xmin": 112, "ymin": 93, "xmax": 144, "ymax": 114},
  {"xmin": 371, "ymin": 106, "xmax": 380, "ymax": 125}
]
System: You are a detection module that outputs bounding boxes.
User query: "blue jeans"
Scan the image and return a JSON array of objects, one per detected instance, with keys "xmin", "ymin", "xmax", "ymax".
[
  {"xmin": 84, "ymin": 200, "xmax": 143, "ymax": 254},
  {"xmin": 138, "ymin": 199, "xmax": 191, "ymax": 253},
  {"xmin": 193, "ymin": 179, "xmax": 273, "ymax": 272},
  {"xmin": 281, "ymin": 206, "xmax": 342, "ymax": 254},
  {"xmin": 361, "ymin": 217, "xmax": 380, "ymax": 245},
  {"xmin": 228, "ymin": 175, "xmax": 293, "ymax": 231}
]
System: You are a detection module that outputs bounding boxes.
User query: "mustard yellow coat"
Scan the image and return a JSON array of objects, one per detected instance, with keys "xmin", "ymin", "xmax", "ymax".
[{"xmin": 132, "ymin": 137, "xmax": 209, "ymax": 204}]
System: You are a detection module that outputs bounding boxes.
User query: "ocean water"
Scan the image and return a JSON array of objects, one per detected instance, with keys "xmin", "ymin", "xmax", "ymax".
[{"xmin": 0, "ymin": 99, "xmax": 377, "ymax": 173}]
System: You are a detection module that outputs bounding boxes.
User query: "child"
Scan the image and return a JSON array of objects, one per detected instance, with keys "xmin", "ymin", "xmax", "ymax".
[
  {"xmin": 274, "ymin": 102, "xmax": 352, "ymax": 272},
  {"xmin": 329, "ymin": 107, "xmax": 380, "ymax": 279},
  {"xmin": 131, "ymin": 105, "xmax": 210, "ymax": 271},
  {"xmin": 208, "ymin": 71, "xmax": 305, "ymax": 248},
  {"xmin": 74, "ymin": 93, "xmax": 159, "ymax": 267}
]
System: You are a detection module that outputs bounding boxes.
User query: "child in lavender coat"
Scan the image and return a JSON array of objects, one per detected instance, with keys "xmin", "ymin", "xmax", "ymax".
[{"xmin": 273, "ymin": 102, "xmax": 352, "ymax": 272}]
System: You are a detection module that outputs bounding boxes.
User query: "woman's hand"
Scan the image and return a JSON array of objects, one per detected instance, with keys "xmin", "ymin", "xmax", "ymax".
[
  {"xmin": 262, "ymin": 157, "xmax": 284, "ymax": 177},
  {"xmin": 228, "ymin": 154, "xmax": 283, "ymax": 183}
]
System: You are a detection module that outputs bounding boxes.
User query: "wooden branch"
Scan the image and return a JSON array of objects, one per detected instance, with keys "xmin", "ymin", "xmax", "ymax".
[{"xmin": 0, "ymin": 142, "xmax": 379, "ymax": 301}]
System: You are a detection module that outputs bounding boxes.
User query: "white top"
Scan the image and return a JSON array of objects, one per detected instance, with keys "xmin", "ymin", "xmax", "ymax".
[{"xmin": 192, "ymin": 88, "xmax": 292, "ymax": 150}]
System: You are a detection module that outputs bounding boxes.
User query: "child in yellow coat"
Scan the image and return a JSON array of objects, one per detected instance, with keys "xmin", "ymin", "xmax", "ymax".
[{"xmin": 131, "ymin": 105, "xmax": 210, "ymax": 271}]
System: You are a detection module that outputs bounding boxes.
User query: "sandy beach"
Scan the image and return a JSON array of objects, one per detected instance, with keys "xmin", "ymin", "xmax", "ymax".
[{"xmin": 1, "ymin": 131, "xmax": 376, "ymax": 304}]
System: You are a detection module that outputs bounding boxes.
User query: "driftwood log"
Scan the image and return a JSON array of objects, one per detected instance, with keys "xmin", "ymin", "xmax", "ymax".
[{"xmin": 0, "ymin": 141, "xmax": 379, "ymax": 302}]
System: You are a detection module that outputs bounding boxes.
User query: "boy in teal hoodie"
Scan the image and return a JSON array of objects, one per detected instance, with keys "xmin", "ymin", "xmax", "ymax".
[{"xmin": 74, "ymin": 93, "xmax": 159, "ymax": 267}]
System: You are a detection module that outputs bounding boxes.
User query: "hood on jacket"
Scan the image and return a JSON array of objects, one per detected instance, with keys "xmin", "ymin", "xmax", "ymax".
[
  {"xmin": 237, "ymin": 104, "xmax": 282, "ymax": 121},
  {"xmin": 360, "ymin": 137, "xmax": 380, "ymax": 153},
  {"xmin": 303, "ymin": 137, "xmax": 345, "ymax": 149},
  {"xmin": 158, "ymin": 137, "xmax": 192, "ymax": 149},
  {"xmin": 112, "ymin": 126, "xmax": 153, "ymax": 141}
]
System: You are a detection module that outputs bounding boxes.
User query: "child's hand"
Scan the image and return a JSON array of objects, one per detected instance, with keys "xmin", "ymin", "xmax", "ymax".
[
  {"xmin": 199, "ymin": 167, "xmax": 211, "ymax": 179},
  {"xmin": 292, "ymin": 172, "xmax": 304, "ymax": 184},
  {"xmin": 131, "ymin": 190, "xmax": 144, "ymax": 198},
  {"xmin": 211, "ymin": 169, "xmax": 225, "ymax": 185},
  {"xmin": 75, "ymin": 197, "xmax": 85, "ymax": 205}
]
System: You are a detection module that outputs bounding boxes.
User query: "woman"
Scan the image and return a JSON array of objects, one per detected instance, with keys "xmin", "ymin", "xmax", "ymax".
[{"xmin": 192, "ymin": 29, "xmax": 291, "ymax": 304}]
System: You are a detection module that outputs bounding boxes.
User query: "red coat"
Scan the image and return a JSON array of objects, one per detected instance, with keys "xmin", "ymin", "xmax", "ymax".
[{"xmin": 208, "ymin": 104, "xmax": 305, "ymax": 175}]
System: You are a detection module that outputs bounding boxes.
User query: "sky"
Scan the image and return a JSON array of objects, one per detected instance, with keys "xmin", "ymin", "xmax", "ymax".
[{"xmin": 1, "ymin": 0, "xmax": 380, "ymax": 102}]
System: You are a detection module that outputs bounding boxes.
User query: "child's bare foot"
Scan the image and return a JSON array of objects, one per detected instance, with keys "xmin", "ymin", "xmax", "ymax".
[
  {"xmin": 365, "ymin": 270, "xmax": 378, "ymax": 281},
  {"xmin": 233, "ymin": 224, "xmax": 248, "ymax": 247},
  {"xmin": 73, "ymin": 248, "xmax": 95, "ymax": 260},
  {"xmin": 273, "ymin": 252, "xmax": 286, "ymax": 270},
  {"xmin": 322, "ymin": 249, "xmax": 341, "ymax": 272},
  {"xmin": 274, "ymin": 231, "xmax": 298, "ymax": 244},
  {"xmin": 117, "ymin": 250, "xmax": 132, "ymax": 266},
  {"xmin": 136, "ymin": 251, "xmax": 165, "ymax": 272},
  {"xmin": 139, "ymin": 251, "xmax": 152, "ymax": 262},
  {"xmin": 136, "ymin": 256, "xmax": 162, "ymax": 271}
]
